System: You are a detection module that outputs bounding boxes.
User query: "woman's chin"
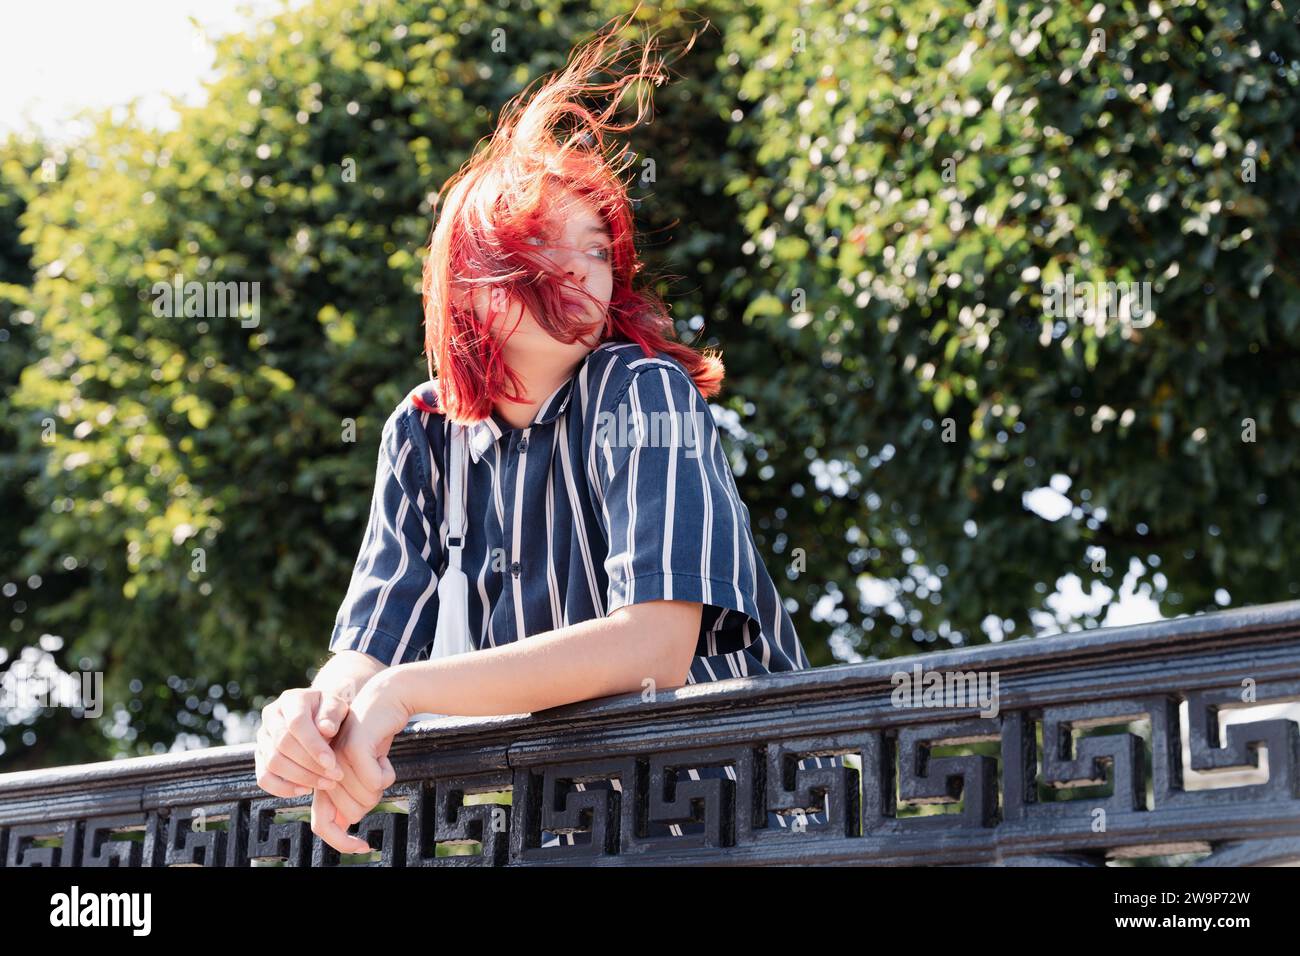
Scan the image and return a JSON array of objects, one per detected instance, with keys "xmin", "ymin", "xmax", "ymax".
[{"xmin": 501, "ymin": 324, "xmax": 600, "ymax": 358}]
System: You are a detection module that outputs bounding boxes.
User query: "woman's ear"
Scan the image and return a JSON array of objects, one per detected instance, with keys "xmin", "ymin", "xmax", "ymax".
[
  {"xmin": 449, "ymin": 281, "xmax": 469, "ymax": 312},
  {"xmin": 449, "ymin": 281, "xmax": 479, "ymax": 319},
  {"xmin": 450, "ymin": 283, "xmax": 518, "ymax": 330}
]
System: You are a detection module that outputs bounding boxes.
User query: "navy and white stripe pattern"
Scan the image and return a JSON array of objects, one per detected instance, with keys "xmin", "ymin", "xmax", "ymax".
[
  {"xmin": 331, "ymin": 340, "xmax": 841, "ymax": 845},
  {"xmin": 330, "ymin": 340, "xmax": 813, "ymax": 683}
]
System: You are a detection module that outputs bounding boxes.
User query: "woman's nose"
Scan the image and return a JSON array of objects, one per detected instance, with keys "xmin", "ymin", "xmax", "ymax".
[{"xmin": 560, "ymin": 248, "xmax": 589, "ymax": 284}]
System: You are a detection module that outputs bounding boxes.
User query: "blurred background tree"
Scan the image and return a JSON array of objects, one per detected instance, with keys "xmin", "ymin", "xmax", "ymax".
[
  {"xmin": 1, "ymin": 0, "xmax": 1297, "ymax": 768},
  {"xmin": 721, "ymin": 0, "xmax": 1300, "ymax": 661}
]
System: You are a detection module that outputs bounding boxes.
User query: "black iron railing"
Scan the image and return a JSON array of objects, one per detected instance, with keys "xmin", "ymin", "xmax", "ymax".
[{"xmin": 2, "ymin": 601, "xmax": 1299, "ymax": 866}]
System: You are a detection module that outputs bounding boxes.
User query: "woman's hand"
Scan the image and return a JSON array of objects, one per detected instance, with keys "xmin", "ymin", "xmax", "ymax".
[
  {"xmin": 311, "ymin": 788, "xmax": 373, "ymax": 855},
  {"xmin": 308, "ymin": 670, "xmax": 412, "ymax": 854},
  {"xmin": 254, "ymin": 687, "xmax": 350, "ymax": 798}
]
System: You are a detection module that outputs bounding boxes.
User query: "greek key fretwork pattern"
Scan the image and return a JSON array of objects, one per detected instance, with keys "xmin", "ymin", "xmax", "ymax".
[
  {"xmin": 313, "ymin": 803, "xmax": 408, "ymax": 867},
  {"xmin": 895, "ymin": 718, "xmax": 1002, "ymax": 830},
  {"xmin": 164, "ymin": 802, "xmax": 247, "ymax": 867},
  {"xmin": 755, "ymin": 737, "xmax": 862, "ymax": 843},
  {"xmin": 403, "ymin": 775, "xmax": 512, "ymax": 867},
  {"xmin": 513, "ymin": 758, "xmax": 638, "ymax": 862},
  {"xmin": 81, "ymin": 814, "xmax": 150, "ymax": 867},
  {"xmin": 2, "ymin": 686, "xmax": 1298, "ymax": 866},
  {"xmin": 1183, "ymin": 688, "xmax": 1298, "ymax": 800},
  {"xmin": 622, "ymin": 748, "xmax": 749, "ymax": 853},
  {"xmin": 5, "ymin": 820, "xmax": 79, "ymax": 867},
  {"xmin": 1147, "ymin": 690, "xmax": 1300, "ymax": 810},
  {"xmin": 1030, "ymin": 702, "xmax": 1151, "ymax": 817},
  {"xmin": 248, "ymin": 798, "xmax": 315, "ymax": 866},
  {"xmin": 512, "ymin": 743, "xmax": 865, "ymax": 859}
]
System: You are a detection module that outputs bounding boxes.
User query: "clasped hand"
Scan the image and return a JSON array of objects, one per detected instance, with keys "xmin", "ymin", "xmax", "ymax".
[{"xmin": 309, "ymin": 673, "xmax": 412, "ymax": 856}]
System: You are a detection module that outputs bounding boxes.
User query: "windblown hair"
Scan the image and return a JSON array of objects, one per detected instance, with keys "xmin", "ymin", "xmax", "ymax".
[{"xmin": 417, "ymin": 9, "xmax": 724, "ymax": 422}]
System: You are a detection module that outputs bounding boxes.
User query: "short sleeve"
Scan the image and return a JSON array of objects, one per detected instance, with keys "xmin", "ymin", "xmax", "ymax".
[
  {"xmin": 329, "ymin": 402, "xmax": 443, "ymax": 666},
  {"xmin": 596, "ymin": 363, "xmax": 765, "ymax": 657}
]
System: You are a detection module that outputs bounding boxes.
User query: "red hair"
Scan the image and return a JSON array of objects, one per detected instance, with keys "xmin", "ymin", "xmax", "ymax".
[{"xmin": 416, "ymin": 7, "xmax": 724, "ymax": 422}]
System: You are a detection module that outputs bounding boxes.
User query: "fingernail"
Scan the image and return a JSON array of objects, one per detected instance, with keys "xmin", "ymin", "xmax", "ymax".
[
  {"xmin": 319, "ymin": 720, "xmax": 336, "ymax": 735},
  {"xmin": 318, "ymin": 751, "xmax": 335, "ymax": 768},
  {"xmin": 317, "ymin": 778, "xmax": 336, "ymax": 789}
]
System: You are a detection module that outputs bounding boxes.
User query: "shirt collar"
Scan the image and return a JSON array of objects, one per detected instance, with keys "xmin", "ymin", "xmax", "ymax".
[{"xmin": 466, "ymin": 375, "xmax": 575, "ymax": 463}]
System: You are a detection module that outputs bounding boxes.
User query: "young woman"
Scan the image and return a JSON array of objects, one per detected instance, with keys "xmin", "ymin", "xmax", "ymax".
[{"xmin": 255, "ymin": 18, "xmax": 839, "ymax": 856}]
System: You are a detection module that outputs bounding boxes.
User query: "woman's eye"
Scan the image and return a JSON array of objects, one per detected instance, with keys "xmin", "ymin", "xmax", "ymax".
[
  {"xmin": 589, "ymin": 246, "xmax": 610, "ymax": 261},
  {"xmin": 523, "ymin": 235, "xmax": 546, "ymax": 246}
]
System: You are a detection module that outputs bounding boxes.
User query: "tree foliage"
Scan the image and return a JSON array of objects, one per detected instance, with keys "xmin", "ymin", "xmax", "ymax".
[
  {"xmin": 1, "ymin": 0, "xmax": 752, "ymax": 766},
  {"xmin": 716, "ymin": 0, "xmax": 1300, "ymax": 654},
  {"xmin": 2, "ymin": 0, "xmax": 1297, "ymax": 767}
]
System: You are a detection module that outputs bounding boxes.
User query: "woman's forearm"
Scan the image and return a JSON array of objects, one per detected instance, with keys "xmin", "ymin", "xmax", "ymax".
[
  {"xmin": 310, "ymin": 649, "xmax": 389, "ymax": 702},
  {"xmin": 387, "ymin": 611, "xmax": 688, "ymax": 717}
]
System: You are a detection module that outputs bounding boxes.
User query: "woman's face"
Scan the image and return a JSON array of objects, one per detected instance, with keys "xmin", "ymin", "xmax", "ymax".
[{"xmin": 468, "ymin": 189, "xmax": 614, "ymax": 362}]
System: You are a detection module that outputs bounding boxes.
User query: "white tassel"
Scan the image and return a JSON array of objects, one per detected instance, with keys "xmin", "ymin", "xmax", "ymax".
[{"xmin": 411, "ymin": 422, "xmax": 475, "ymax": 722}]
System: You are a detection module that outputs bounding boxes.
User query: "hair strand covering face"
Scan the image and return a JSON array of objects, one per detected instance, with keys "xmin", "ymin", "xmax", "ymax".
[{"xmin": 417, "ymin": 5, "xmax": 725, "ymax": 422}]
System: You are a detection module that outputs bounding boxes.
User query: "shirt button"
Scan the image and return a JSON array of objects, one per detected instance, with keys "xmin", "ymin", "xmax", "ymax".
[
  {"xmin": 518, "ymin": 437, "xmax": 529, "ymax": 452},
  {"xmin": 509, "ymin": 561, "xmax": 522, "ymax": 576}
]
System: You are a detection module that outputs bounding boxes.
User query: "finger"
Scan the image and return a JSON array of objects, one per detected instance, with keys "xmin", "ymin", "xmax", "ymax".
[
  {"xmin": 328, "ymin": 750, "xmax": 372, "ymax": 814},
  {"xmin": 311, "ymin": 791, "xmax": 372, "ymax": 855},
  {"xmin": 310, "ymin": 788, "xmax": 333, "ymax": 830},
  {"xmin": 336, "ymin": 793, "xmax": 378, "ymax": 829},
  {"xmin": 261, "ymin": 746, "xmax": 328, "ymax": 790},
  {"xmin": 271, "ymin": 730, "xmax": 344, "ymax": 787},
  {"xmin": 259, "ymin": 709, "xmax": 320, "ymax": 781},
  {"xmin": 258, "ymin": 703, "xmax": 286, "ymax": 745},
  {"xmin": 283, "ymin": 696, "xmax": 341, "ymax": 775},
  {"xmin": 257, "ymin": 768, "xmax": 312, "ymax": 799},
  {"xmin": 316, "ymin": 693, "xmax": 351, "ymax": 739},
  {"xmin": 334, "ymin": 750, "xmax": 387, "ymax": 823},
  {"xmin": 342, "ymin": 739, "xmax": 387, "ymax": 794},
  {"xmin": 258, "ymin": 698, "xmax": 337, "ymax": 790},
  {"xmin": 327, "ymin": 769, "xmax": 373, "ymax": 825},
  {"xmin": 378, "ymin": 756, "xmax": 396, "ymax": 790},
  {"xmin": 317, "ymin": 793, "xmax": 373, "ymax": 855}
]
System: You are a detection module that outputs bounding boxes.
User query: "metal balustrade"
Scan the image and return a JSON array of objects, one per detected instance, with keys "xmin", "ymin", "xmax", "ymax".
[{"xmin": 2, "ymin": 600, "xmax": 1299, "ymax": 866}]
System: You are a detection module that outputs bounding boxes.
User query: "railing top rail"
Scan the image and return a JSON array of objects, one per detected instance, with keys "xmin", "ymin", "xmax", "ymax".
[{"xmin": 1, "ymin": 598, "xmax": 1298, "ymax": 800}]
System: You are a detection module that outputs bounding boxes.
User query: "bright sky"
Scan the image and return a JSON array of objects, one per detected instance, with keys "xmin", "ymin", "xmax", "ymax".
[
  {"xmin": 0, "ymin": 0, "xmax": 1172, "ymax": 640},
  {"xmin": 0, "ymin": 0, "xmax": 310, "ymax": 144}
]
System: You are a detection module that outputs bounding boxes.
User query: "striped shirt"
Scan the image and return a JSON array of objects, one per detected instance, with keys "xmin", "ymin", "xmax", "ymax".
[{"xmin": 329, "ymin": 340, "xmax": 812, "ymax": 685}]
